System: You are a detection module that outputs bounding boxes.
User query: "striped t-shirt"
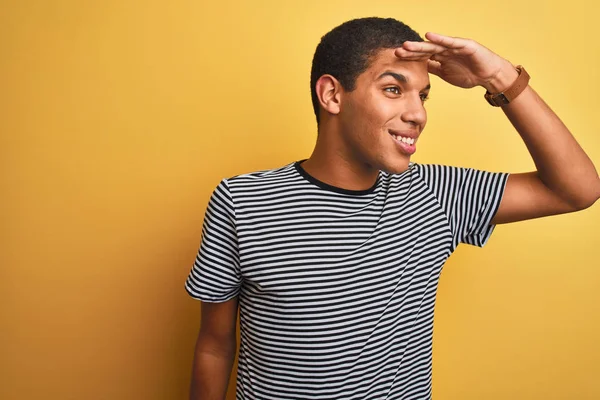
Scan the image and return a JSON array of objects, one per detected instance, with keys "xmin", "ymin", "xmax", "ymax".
[{"xmin": 186, "ymin": 160, "xmax": 509, "ymax": 400}]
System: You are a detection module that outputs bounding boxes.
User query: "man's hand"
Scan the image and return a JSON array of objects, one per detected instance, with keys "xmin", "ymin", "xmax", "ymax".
[
  {"xmin": 395, "ymin": 32, "xmax": 517, "ymax": 93},
  {"xmin": 395, "ymin": 31, "xmax": 600, "ymax": 221}
]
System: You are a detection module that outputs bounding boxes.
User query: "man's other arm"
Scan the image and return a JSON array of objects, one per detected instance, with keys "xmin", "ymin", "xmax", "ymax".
[
  {"xmin": 488, "ymin": 64, "xmax": 600, "ymax": 225},
  {"xmin": 190, "ymin": 296, "xmax": 239, "ymax": 400}
]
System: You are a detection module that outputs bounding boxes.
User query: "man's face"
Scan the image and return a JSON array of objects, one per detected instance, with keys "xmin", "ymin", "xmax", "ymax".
[{"xmin": 338, "ymin": 48, "xmax": 430, "ymax": 174}]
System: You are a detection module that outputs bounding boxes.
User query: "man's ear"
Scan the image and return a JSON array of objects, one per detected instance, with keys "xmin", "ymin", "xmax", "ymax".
[{"xmin": 315, "ymin": 74, "xmax": 343, "ymax": 117}]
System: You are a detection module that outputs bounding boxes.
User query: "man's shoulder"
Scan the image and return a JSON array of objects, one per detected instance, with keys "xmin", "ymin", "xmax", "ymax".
[
  {"xmin": 402, "ymin": 161, "xmax": 462, "ymax": 177},
  {"xmin": 224, "ymin": 160, "xmax": 300, "ymax": 189}
]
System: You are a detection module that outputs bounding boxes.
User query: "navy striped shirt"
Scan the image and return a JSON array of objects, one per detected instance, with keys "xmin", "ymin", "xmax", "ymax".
[{"xmin": 186, "ymin": 160, "xmax": 509, "ymax": 399}]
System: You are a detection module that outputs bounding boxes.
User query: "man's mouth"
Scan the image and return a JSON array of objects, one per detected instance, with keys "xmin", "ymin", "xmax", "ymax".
[
  {"xmin": 389, "ymin": 133, "xmax": 415, "ymax": 145},
  {"xmin": 389, "ymin": 130, "xmax": 418, "ymax": 155}
]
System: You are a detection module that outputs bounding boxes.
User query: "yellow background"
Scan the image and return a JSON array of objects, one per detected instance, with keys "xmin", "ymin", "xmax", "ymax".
[{"xmin": 2, "ymin": 0, "xmax": 599, "ymax": 399}]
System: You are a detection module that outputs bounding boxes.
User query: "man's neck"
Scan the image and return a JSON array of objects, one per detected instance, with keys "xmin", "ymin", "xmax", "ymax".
[{"xmin": 300, "ymin": 135, "xmax": 379, "ymax": 191}]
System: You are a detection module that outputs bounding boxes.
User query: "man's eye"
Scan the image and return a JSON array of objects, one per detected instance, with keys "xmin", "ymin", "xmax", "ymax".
[
  {"xmin": 420, "ymin": 94, "xmax": 430, "ymax": 102},
  {"xmin": 385, "ymin": 87, "xmax": 400, "ymax": 95}
]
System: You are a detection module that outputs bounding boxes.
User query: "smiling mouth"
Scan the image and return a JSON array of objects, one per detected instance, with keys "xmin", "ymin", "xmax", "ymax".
[
  {"xmin": 389, "ymin": 132, "xmax": 416, "ymax": 145},
  {"xmin": 388, "ymin": 130, "xmax": 417, "ymax": 155}
]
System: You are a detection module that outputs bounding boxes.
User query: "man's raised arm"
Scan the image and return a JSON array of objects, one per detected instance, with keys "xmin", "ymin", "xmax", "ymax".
[{"xmin": 396, "ymin": 32, "xmax": 600, "ymax": 224}]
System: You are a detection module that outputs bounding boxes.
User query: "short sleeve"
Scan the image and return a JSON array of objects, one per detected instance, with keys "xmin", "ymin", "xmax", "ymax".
[
  {"xmin": 414, "ymin": 163, "xmax": 509, "ymax": 249},
  {"xmin": 185, "ymin": 179, "xmax": 242, "ymax": 302}
]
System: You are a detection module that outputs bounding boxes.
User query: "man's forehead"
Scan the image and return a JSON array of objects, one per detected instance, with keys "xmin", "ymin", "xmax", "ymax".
[
  {"xmin": 371, "ymin": 47, "xmax": 402, "ymax": 62},
  {"xmin": 366, "ymin": 48, "xmax": 429, "ymax": 79}
]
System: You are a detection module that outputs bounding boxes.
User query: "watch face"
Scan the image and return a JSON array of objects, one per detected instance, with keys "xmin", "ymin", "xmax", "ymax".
[
  {"xmin": 493, "ymin": 92, "xmax": 510, "ymax": 105},
  {"xmin": 485, "ymin": 92, "xmax": 508, "ymax": 107},
  {"xmin": 485, "ymin": 95, "xmax": 497, "ymax": 106}
]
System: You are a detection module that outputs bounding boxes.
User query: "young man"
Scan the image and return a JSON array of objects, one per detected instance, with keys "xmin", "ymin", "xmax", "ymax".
[{"xmin": 185, "ymin": 17, "xmax": 600, "ymax": 400}]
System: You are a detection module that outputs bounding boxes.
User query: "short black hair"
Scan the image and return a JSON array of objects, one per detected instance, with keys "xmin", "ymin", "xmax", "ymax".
[{"xmin": 310, "ymin": 17, "xmax": 423, "ymax": 125}]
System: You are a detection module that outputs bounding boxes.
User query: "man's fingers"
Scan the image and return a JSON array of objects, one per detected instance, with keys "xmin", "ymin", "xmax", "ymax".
[
  {"xmin": 394, "ymin": 45, "xmax": 450, "ymax": 60},
  {"xmin": 430, "ymin": 53, "xmax": 447, "ymax": 62},
  {"xmin": 394, "ymin": 47, "xmax": 450, "ymax": 63},
  {"xmin": 427, "ymin": 59, "xmax": 442, "ymax": 77},
  {"xmin": 424, "ymin": 32, "xmax": 469, "ymax": 49},
  {"xmin": 402, "ymin": 41, "xmax": 447, "ymax": 54},
  {"xmin": 394, "ymin": 47, "xmax": 432, "ymax": 60}
]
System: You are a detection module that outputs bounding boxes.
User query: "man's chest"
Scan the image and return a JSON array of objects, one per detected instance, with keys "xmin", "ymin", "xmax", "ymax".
[{"xmin": 234, "ymin": 194, "xmax": 452, "ymax": 302}]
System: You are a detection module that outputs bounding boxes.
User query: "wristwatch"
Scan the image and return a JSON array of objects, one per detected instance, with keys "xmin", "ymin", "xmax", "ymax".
[{"xmin": 484, "ymin": 65, "xmax": 530, "ymax": 107}]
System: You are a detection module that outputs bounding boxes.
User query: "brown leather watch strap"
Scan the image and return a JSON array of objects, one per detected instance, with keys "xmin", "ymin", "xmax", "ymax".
[{"xmin": 484, "ymin": 65, "xmax": 530, "ymax": 107}]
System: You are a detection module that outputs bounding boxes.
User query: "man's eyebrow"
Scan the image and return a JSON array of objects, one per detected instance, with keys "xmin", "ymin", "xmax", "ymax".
[
  {"xmin": 377, "ymin": 71, "xmax": 431, "ymax": 91},
  {"xmin": 377, "ymin": 71, "xmax": 407, "ymax": 83}
]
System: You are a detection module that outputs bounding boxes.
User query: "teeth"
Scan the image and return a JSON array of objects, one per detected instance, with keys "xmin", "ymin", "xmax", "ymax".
[{"xmin": 391, "ymin": 134, "xmax": 415, "ymax": 145}]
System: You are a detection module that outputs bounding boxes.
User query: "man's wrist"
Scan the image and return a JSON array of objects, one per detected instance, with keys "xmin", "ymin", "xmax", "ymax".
[{"xmin": 482, "ymin": 61, "xmax": 520, "ymax": 94}]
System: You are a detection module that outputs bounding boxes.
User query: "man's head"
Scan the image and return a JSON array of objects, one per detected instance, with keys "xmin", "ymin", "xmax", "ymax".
[{"xmin": 310, "ymin": 17, "xmax": 431, "ymax": 174}]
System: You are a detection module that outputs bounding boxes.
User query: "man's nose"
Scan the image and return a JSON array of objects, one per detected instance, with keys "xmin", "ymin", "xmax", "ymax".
[{"xmin": 400, "ymin": 95, "xmax": 427, "ymax": 126}]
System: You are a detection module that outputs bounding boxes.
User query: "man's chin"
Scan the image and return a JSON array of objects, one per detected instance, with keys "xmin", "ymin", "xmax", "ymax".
[{"xmin": 381, "ymin": 159, "xmax": 411, "ymax": 175}]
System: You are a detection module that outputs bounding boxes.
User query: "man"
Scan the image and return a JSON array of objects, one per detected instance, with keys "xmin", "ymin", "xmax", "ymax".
[{"xmin": 185, "ymin": 17, "xmax": 600, "ymax": 400}]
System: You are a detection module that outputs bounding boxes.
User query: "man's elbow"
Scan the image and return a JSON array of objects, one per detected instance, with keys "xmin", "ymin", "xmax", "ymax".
[{"xmin": 572, "ymin": 181, "xmax": 600, "ymax": 210}]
